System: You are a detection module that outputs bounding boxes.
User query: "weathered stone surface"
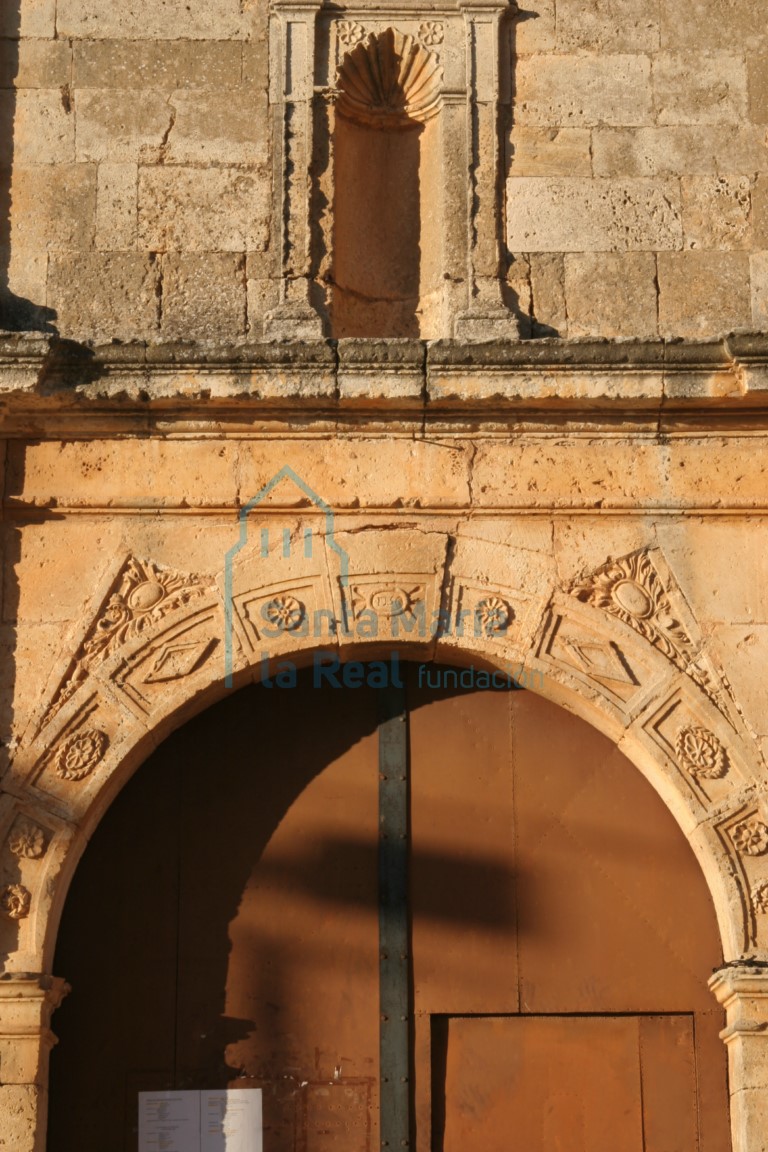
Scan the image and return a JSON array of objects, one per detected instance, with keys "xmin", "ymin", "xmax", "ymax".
[
  {"xmin": 592, "ymin": 125, "xmax": 768, "ymax": 177},
  {"xmin": 748, "ymin": 56, "xmax": 768, "ymax": 123},
  {"xmin": 513, "ymin": 54, "xmax": 652, "ymax": 126},
  {"xmin": 555, "ymin": 0, "xmax": 659, "ymax": 53},
  {"xmin": 506, "ymin": 178, "xmax": 683, "ymax": 251},
  {"xmin": 47, "ymin": 253, "xmax": 160, "ymax": 341},
  {"xmin": 660, "ymin": 0, "xmax": 768, "ymax": 52},
  {"xmin": 0, "ymin": 0, "xmax": 55, "ymax": 38},
  {"xmin": 245, "ymin": 271, "xmax": 280, "ymax": 337},
  {"xmin": 0, "ymin": 38, "xmax": 71, "ymax": 87},
  {"xmin": 160, "ymin": 253, "xmax": 246, "ymax": 341},
  {"xmin": 653, "ymin": 52, "xmax": 748, "ymax": 125},
  {"xmin": 7, "ymin": 163, "xmax": 96, "ymax": 251},
  {"xmin": 163, "ymin": 90, "xmax": 268, "ymax": 165},
  {"xmin": 0, "ymin": 89, "xmax": 74, "ymax": 163},
  {"xmin": 96, "ymin": 162, "xmax": 137, "ymax": 251},
  {"xmin": 507, "ymin": 127, "xmax": 592, "ymax": 177},
  {"xmin": 74, "ymin": 88, "xmax": 173, "ymax": 162},
  {"xmin": 241, "ymin": 35, "xmax": 269, "ymax": 88},
  {"xmin": 529, "ymin": 253, "xmax": 567, "ymax": 335},
  {"xmin": 73, "ymin": 39, "xmax": 243, "ymax": 89},
  {"xmin": 754, "ymin": 177, "xmax": 768, "ymax": 249},
  {"xmin": 657, "ymin": 252, "xmax": 752, "ymax": 337},
  {"xmin": 682, "ymin": 176, "xmax": 752, "ymax": 250},
  {"xmin": 138, "ymin": 167, "xmax": 270, "ymax": 252},
  {"xmin": 564, "ymin": 253, "xmax": 658, "ymax": 338},
  {"xmin": 57, "ymin": 0, "xmax": 249, "ymax": 40},
  {"xmin": 752, "ymin": 252, "xmax": 768, "ymax": 327}
]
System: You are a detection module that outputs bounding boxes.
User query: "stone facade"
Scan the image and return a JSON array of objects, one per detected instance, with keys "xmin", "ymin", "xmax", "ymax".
[{"xmin": 1, "ymin": 0, "xmax": 768, "ymax": 1148}]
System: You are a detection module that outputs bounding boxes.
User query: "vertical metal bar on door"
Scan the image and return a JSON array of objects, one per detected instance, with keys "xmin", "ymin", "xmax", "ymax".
[{"xmin": 378, "ymin": 683, "xmax": 410, "ymax": 1151}]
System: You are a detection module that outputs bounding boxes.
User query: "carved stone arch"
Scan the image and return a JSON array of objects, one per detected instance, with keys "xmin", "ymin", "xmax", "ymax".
[{"xmin": 1, "ymin": 529, "xmax": 765, "ymax": 982}]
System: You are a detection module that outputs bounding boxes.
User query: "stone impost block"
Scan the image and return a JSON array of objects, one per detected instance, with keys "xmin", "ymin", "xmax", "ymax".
[
  {"xmin": 138, "ymin": 166, "xmax": 270, "ymax": 253},
  {"xmin": 506, "ymin": 177, "xmax": 682, "ymax": 252},
  {"xmin": 653, "ymin": 52, "xmax": 748, "ymax": 125},
  {"xmin": 73, "ymin": 40, "xmax": 243, "ymax": 89},
  {"xmin": 564, "ymin": 252, "xmax": 658, "ymax": 338},
  {"xmin": 658, "ymin": 252, "xmax": 752, "ymax": 338},
  {"xmin": 160, "ymin": 253, "xmax": 247, "ymax": 342},
  {"xmin": 0, "ymin": 976, "xmax": 69, "ymax": 1085},
  {"xmin": 682, "ymin": 176, "xmax": 752, "ymax": 250},
  {"xmin": 513, "ymin": 54, "xmax": 652, "ymax": 127}
]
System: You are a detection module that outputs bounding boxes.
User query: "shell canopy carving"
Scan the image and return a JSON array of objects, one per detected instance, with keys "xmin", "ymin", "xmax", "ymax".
[{"xmin": 336, "ymin": 28, "xmax": 442, "ymax": 128}]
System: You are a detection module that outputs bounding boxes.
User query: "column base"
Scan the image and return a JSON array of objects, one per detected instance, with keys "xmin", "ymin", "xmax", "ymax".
[
  {"xmin": 453, "ymin": 307, "xmax": 524, "ymax": 342},
  {"xmin": 264, "ymin": 303, "xmax": 324, "ymax": 341}
]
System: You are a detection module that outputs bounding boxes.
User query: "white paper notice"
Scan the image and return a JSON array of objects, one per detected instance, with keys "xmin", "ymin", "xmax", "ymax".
[
  {"xmin": 139, "ymin": 1091, "xmax": 200, "ymax": 1152},
  {"xmin": 201, "ymin": 1089, "xmax": 263, "ymax": 1152},
  {"xmin": 139, "ymin": 1090, "xmax": 262, "ymax": 1152}
]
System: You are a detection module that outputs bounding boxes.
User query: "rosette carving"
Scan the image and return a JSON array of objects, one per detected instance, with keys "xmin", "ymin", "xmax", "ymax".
[
  {"xmin": 53, "ymin": 729, "xmax": 109, "ymax": 782},
  {"xmin": 1, "ymin": 884, "xmax": 31, "ymax": 920},
  {"xmin": 675, "ymin": 726, "xmax": 727, "ymax": 779}
]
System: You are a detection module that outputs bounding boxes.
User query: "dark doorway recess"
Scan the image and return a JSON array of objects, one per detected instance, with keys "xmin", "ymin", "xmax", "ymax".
[{"xmin": 49, "ymin": 664, "xmax": 730, "ymax": 1152}]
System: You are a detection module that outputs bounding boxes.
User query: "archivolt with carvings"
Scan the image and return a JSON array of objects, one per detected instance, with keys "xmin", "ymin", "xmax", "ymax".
[{"xmin": 0, "ymin": 530, "xmax": 765, "ymax": 976}]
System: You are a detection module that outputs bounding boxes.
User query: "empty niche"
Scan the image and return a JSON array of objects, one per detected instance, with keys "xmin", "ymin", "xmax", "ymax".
[{"xmin": 331, "ymin": 29, "xmax": 443, "ymax": 338}]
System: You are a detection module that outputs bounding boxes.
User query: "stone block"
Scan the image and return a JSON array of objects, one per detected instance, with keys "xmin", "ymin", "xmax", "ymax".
[
  {"xmin": 138, "ymin": 166, "xmax": 270, "ymax": 252},
  {"xmin": 507, "ymin": 127, "xmax": 592, "ymax": 177},
  {"xmin": 96, "ymin": 163, "xmax": 137, "ymax": 250},
  {"xmin": 75, "ymin": 89, "xmax": 172, "ymax": 163},
  {"xmin": 564, "ymin": 253, "xmax": 658, "ymax": 338},
  {"xmin": 0, "ymin": 1085, "xmax": 40, "ymax": 1152},
  {"xmin": 160, "ymin": 253, "xmax": 246, "ymax": 341},
  {"xmin": 246, "ymin": 273, "xmax": 280, "ymax": 336},
  {"xmin": 657, "ymin": 252, "xmax": 751, "ymax": 338},
  {"xmin": 555, "ymin": 0, "xmax": 659, "ymax": 53},
  {"xmin": 709, "ymin": 626, "xmax": 768, "ymax": 736},
  {"xmin": 682, "ymin": 176, "xmax": 752, "ymax": 249},
  {"xmin": 506, "ymin": 177, "xmax": 682, "ymax": 252},
  {"xmin": 242, "ymin": 36, "xmax": 268, "ymax": 89},
  {"xmin": 47, "ymin": 252, "xmax": 160, "ymax": 341},
  {"xmin": 513, "ymin": 54, "xmax": 652, "ymax": 127},
  {"xmin": 748, "ymin": 56, "xmax": 768, "ymax": 123},
  {"xmin": 0, "ymin": 89, "xmax": 74, "ymax": 163},
  {"xmin": 653, "ymin": 52, "xmax": 747, "ymax": 125},
  {"xmin": 8, "ymin": 163, "xmax": 96, "ymax": 252},
  {"xmin": 73, "ymin": 40, "xmax": 243, "ymax": 89},
  {"xmin": 754, "ymin": 176, "xmax": 768, "ymax": 248},
  {"xmin": 57, "ymin": 0, "xmax": 248, "ymax": 40},
  {"xmin": 10, "ymin": 438, "xmax": 240, "ymax": 509},
  {"xmin": 0, "ymin": 39, "xmax": 71, "ymax": 87},
  {"xmin": 163, "ymin": 90, "xmax": 268, "ymax": 166},
  {"xmin": 660, "ymin": 0, "xmax": 768, "ymax": 52},
  {"xmin": 752, "ymin": 252, "xmax": 768, "ymax": 328},
  {"xmin": 511, "ymin": 0, "xmax": 555, "ymax": 54},
  {"xmin": 592, "ymin": 125, "xmax": 768, "ymax": 177},
  {"xmin": 529, "ymin": 253, "xmax": 566, "ymax": 335},
  {"xmin": 0, "ymin": 0, "xmax": 55, "ymax": 38},
  {"xmin": 655, "ymin": 520, "xmax": 768, "ymax": 626}
]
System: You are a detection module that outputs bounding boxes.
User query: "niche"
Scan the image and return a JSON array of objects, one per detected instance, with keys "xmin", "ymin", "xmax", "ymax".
[{"xmin": 331, "ymin": 29, "xmax": 443, "ymax": 339}]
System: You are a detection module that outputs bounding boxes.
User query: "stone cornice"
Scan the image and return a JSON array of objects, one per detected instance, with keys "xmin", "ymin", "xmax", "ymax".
[{"xmin": 1, "ymin": 334, "xmax": 767, "ymax": 435}]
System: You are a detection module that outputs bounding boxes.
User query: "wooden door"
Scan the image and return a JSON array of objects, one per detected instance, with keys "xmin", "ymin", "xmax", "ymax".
[{"xmin": 48, "ymin": 667, "xmax": 730, "ymax": 1152}]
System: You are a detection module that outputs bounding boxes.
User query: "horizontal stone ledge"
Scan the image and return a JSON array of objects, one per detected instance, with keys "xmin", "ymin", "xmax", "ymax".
[{"xmin": 1, "ymin": 333, "xmax": 768, "ymax": 422}]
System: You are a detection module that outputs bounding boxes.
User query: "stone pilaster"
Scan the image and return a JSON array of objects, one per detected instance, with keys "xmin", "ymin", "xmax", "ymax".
[
  {"xmin": 0, "ymin": 975, "xmax": 69, "ymax": 1152},
  {"xmin": 710, "ymin": 966, "xmax": 768, "ymax": 1152}
]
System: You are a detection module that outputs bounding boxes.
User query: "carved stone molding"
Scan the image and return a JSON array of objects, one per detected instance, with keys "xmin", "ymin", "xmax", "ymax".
[{"xmin": 43, "ymin": 556, "xmax": 212, "ymax": 729}]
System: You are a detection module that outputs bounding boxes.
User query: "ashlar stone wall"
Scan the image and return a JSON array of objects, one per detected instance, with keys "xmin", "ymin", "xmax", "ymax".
[{"xmin": 1, "ymin": 0, "xmax": 767, "ymax": 341}]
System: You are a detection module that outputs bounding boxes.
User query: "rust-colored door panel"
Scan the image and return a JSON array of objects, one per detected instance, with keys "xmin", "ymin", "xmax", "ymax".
[
  {"xmin": 438, "ymin": 1015, "xmax": 697, "ymax": 1152},
  {"xmin": 49, "ymin": 671, "xmax": 730, "ymax": 1152}
]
